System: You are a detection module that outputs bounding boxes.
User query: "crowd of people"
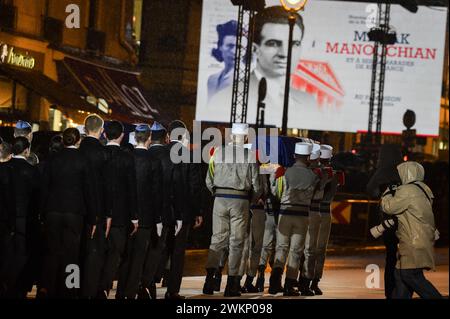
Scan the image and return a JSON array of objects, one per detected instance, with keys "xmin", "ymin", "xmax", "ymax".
[
  {"xmin": 0, "ymin": 116, "xmax": 443, "ymax": 300},
  {"xmin": 0, "ymin": 116, "xmax": 203, "ymax": 299}
]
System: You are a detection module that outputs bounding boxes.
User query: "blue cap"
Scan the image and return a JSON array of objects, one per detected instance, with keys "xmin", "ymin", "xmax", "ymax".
[
  {"xmin": 151, "ymin": 122, "xmax": 166, "ymax": 132},
  {"xmin": 16, "ymin": 120, "xmax": 32, "ymax": 130},
  {"xmin": 135, "ymin": 124, "xmax": 151, "ymax": 132}
]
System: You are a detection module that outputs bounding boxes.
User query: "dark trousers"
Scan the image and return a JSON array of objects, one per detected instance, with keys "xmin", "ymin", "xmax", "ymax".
[
  {"xmin": 1, "ymin": 218, "xmax": 28, "ymax": 298},
  {"xmin": 383, "ymin": 228, "xmax": 398, "ymax": 299},
  {"xmin": 141, "ymin": 226, "xmax": 165, "ymax": 288},
  {"xmin": 99, "ymin": 226, "xmax": 127, "ymax": 293},
  {"xmin": 0, "ymin": 221, "xmax": 11, "ymax": 290},
  {"xmin": 142, "ymin": 223, "xmax": 190, "ymax": 294},
  {"xmin": 41, "ymin": 212, "xmax": 83, "ymax": 298},
  {"xmin": 81, "ymin": 223, "xmax": 106, "ymax": 298},
  {"xmin": 393, "ymin": 268, "xmax": 442, "ymax": 299},
  {"xmin": 116, "ymin": 227, "xmax": 152, "ymax": 298},
  {"xmin": 15, "ymin": 218, "xmax": 42, "ymax": 298},
  {"xmin": 155, "ymin": 249, "xmax": 170, "ymax": 284}
]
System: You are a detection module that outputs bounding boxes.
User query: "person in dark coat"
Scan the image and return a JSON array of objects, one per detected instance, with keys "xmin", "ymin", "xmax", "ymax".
[
  {"xmin": 139, "ymin": 122, "xmax": 168, "ymax": 299},
  {"xmin": 115, "ymin": 124, "xmax": 162, "ymax": 299},
  {"xmin": 77, "ymin": 114, "xmax": 109, "ymax": 299},
  {"xmin": 0, "ymin": 141, "xmax": 14, "ymax": 297},
  {"xmin": 2, "ymin": 137, "xmax": 39, "ymax": 298},
  {"xmin": 98, "ymin": 121, "xmax": 138, "ymax": 299},
  {"xmin": 366, "ymin": 144, "xmax": 402, "ymax": 299},
  {"xmin": 39, "ymin": 128, "xmax": 96, "ymax": 298},
  {"xmin": 140, "ymin": 121, "xmax": 203, "ymax": 299},
  {"xmin": 28, "ymin": 134, "xmax": 63, "ymax": 298},
  {"xmin": 160, "ymin": 121, "xmax": 203, "ymax": 299}
]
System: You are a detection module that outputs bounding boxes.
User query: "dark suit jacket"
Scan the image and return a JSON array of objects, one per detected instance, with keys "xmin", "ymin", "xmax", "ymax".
[
  {"xmin": 103, "ymin": 145, "xmax": 138, "ymax": 227},
  {"xmin": 40, "ymin": 148, "xmax": 96, "ymax": 225},
  {"xmin": 8, "ymin": 158, "xmax": 40, "ymax": 232},
  {"xmin": 0, "ymin": 161, "xmax": 16, "ymax": 229},
  {"xmin": 133, "ymin": 148, "xmax": 162, "ymax": 227},
  {"xmin": 168, "ymin": 141, "xmax": 202, "ymax": 224},
  {"xmin": 79, "ymin": 136, "xmax": 109, "ymax": 221},
  {"xmin": 148, "ymin": 144, "xmax": 176, "ymax": 225}
]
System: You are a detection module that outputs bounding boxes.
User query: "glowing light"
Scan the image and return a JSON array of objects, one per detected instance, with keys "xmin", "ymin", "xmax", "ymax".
[{"xmin": 280, "ymin": 0, "xmax": 308, "ymax": 12}]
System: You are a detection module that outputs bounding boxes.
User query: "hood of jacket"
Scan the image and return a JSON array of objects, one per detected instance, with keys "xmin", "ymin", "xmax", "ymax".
[{"xmin": 397, "ymin": 161, "xmax": 425, "ymax": 185}]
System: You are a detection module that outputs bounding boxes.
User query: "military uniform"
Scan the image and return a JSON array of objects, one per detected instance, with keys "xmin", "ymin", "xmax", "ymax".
[
  {"xmin": 203, "ymin": 124, "xmax": 261, "ymax": 297},
  {"xmin": 311, "ymin": 146, "xmax": 341, "ymax": 294},
  {"xmin": 269, "ymin": 143, "xmax": 319, "ymax": 296},
  {"xmin": 256, "ymin": 198, "xmax": 277, "ymax": 291},
  {"xmin": 239, "ymin": 173, "xmax": 268, "ymax": 293},
  {"xmin": 299, "ymin": 143, "xmax": 323, "ymax": 295}
]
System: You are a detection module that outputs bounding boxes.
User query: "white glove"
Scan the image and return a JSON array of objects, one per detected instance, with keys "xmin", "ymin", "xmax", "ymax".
[
  {"xmin": 434, "ymin": 229, "xmax": 440, "ymax": 241},
  {"xmin": 156, "ymin": 223, "xmax": 163, "ymax": 237},
  {"xmin": 174, "ymin": 220, "xmax": 183, "ymax": 237},
  {"xmin": 130, "ymin": 220, "xmax": 139, "ymax": 237}
]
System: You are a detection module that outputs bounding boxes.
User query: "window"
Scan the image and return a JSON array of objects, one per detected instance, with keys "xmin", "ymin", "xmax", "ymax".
[
  {"xmin": 14, "ymin": 83, "xmax": 28, "ymax": 111},
  {"xmin": 0, "ymin": 77, "xmax": 30, "ymax": 112},
  {"xmin": 0, "ymin": 76, "xmax": 12, "ymax": 108}
]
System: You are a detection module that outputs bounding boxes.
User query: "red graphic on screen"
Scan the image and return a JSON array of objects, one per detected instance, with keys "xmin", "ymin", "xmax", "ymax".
[{"xmin": 292, "ymin": 60, "xmax": 345, "ymax": 109}]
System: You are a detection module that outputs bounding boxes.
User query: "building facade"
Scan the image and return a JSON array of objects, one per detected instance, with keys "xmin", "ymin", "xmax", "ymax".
[{"xmin": 0, "ymin": 0, "xmax": 159, "ymax": 133}]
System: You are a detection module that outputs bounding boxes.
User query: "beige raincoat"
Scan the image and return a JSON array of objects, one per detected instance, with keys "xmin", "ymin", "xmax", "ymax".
[{"xmin": 381, "ymin": 162, "xmax": 436, "ymax": 270}]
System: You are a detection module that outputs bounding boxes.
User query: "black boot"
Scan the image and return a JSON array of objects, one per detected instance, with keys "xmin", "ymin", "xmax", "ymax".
[
  {"xmin": 268, "ymin": 267, "xmax": 283, "ymax": 295},
  {"xmin": 256, "ymin": 265, "xmax": 266, "ymax": 292},
  {"xmin": 224, "ymin": 276, "xmax": 241, "ymax": 297},
  {"xmin": 213, "ymin": 267, "xmax": 223, "ymax": 292},
  {"xmin": 311, "ymin": 278, "xmax": 323, "ymax": 295},
  {"xmin": 283, "ymin": 278, "xmax": 300, "ymax": 297},
  {"xmin": 96, "ymin": 289, "xmax": 108, "ymax": 299},
  {"xmin": 241, "ymin": 276, "xmax": 258, "ymax": 293},
  {"xmin": 137, "ymin": 285, "xmax": 150, "ymax": 299},
  {"xmin": 149, "ymin": 282, "xmax": 157, "ymax": 299},
  {"xmin": 161, "ymin": 270, "xmax": 169, "ymax": 288},
  {"xmin": 203, "ymin": 268, "xmax": 216, "ymax": 295},
  {"xmin": 298, "ymin": 277, "xmax": 315, "ymax": 296}
]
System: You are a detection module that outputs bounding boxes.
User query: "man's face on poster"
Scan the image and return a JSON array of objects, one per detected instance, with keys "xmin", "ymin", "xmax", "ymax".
[{"xmin": 254, "ymin": 23, "xmax": 303, "ymax": 79}]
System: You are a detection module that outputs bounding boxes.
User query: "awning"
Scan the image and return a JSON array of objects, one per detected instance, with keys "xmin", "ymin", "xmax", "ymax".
[
  {"xmin": 0, "ymin": 64, "xmax": 96, "ymax": 113},
  {"xmin": 56, "ymin": 57, "xmax": 162, "ymax": 124}
]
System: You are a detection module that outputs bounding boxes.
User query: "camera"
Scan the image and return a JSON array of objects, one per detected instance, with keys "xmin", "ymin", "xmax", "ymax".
[{"xmin": 370, "ymin": 219, "xmax": 396, "ymax": 239}]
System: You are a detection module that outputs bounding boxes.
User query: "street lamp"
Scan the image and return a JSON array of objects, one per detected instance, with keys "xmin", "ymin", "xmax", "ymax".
[{"xmin": 279, "ymin": 0, "xmax": 307, "ymax": 136}]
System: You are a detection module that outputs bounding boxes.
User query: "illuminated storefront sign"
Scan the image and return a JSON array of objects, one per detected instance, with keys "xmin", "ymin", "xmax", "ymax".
[{"xmin": 0, "ymin": 42, "xmax": 37, "ymax": 70}]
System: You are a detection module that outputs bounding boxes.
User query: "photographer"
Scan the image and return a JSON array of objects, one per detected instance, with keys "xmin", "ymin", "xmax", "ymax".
[
  {"xmin": 366, "ymin": 144, "xmax": 402, "ymax": 299},
  {"xmin": 381, "ymin": 162, "xmax": 441, "ymax": 299}
]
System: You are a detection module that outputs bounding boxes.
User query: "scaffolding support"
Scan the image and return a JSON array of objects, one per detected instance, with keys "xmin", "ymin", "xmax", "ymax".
[{"xmin": 230, "ymin": 5, "xmax": 256, "ymax": 124}]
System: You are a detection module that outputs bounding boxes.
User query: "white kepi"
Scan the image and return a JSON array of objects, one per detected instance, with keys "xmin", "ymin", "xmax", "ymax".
[
  {"xmin": 320, "ymin": 144, "xmax": 333, "ymax": 159},
  {"xmin": 232, "ymin": 123, "xmax": 249, "ymax": 135},
  {"xmin": 295, "ymin": 142, "xmax": 313, "ymax": 155},
  {"xmin": 310, "ymin": 143, "xmax": 321, "ymax": 160}
]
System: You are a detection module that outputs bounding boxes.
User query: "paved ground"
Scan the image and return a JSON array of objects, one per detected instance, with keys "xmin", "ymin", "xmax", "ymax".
[
  {"xmin": 27, "ymin": 247, "xmax": 449, "ymax": 299},
  {"xmin": 158, "ymin": 247, "xmax": 449, "ymax": 299}
]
